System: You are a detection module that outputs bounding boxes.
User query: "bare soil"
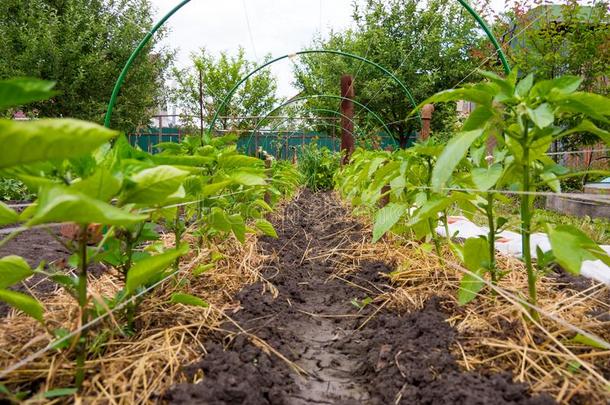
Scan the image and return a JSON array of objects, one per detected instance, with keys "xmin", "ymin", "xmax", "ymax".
[
  {"xmin": 165, "ymin": 190, "xmax": 554, "ymax": 404},
  {"xmin": 0, "ymin": 226, "xmax": 105, "ymax": 317}
]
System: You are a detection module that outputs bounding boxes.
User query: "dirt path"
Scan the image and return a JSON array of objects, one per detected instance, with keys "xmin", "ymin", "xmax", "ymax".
[{"xmin": 166, "ymin": 190, "xmax": 554, "ymax": 404}]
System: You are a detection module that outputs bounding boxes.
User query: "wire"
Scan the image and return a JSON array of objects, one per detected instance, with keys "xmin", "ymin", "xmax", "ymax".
[
  {"xmin": 546, "ymin": 149, "xmax": 610, "ymax": 156},
  {"xmin": 241, "ymin": 0, "xmax": 259, "ymax": 62},
  {"xmin": 0, "ymin": 252, "xmax": 202, "ymax": 380},
  {"xmin": 392, "ymin": 233, "xmax": 610, "ymax": 353},
  {"xmin": 411, "ymin": 186, "xmax": 610, "ymax": 205},
  {"xmin": 351, "ymin": 1, "xmax": 450, "ymax": 125}
]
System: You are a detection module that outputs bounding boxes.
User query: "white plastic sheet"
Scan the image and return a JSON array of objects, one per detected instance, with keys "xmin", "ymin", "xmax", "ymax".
[{"xmin": 437, "ymin": 216, "xmax": 610, "ymax": 285}]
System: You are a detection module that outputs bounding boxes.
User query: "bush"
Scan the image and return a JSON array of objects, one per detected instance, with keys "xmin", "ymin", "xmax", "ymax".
[
  {"xmin": 0, "ymin": 178, "xmax": 34, "ymax": 201},
  {"xmin": 297, "ymin": 142, "xmax": 340, "ymax": 191}
]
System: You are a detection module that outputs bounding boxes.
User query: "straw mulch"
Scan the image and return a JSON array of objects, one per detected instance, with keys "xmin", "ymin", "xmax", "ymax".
[
  {"xmin": 0, "ymin": 229, "xmax": 267, "ymax": 404},
  {"xmin": 333, "ymin": 197, "xmax": 610, "ymax": 405}
]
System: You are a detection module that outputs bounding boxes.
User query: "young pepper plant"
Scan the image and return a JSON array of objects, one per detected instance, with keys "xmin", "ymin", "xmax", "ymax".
[{"xmin": 416, "ymin": 71, "xmax": 610, "ymax": 319}]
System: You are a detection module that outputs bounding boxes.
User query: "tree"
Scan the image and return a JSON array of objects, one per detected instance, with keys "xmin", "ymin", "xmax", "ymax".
[
  {"xmin": 171, "ymin": 47, "xmax": 280, "ymax": 133},
  {"xmin": 487, "ymin": 1, "xmax": 609, "ymax": 149},
  {"xmin": 499, "ymin": 1, "xmax": 609, "ymax": 93},
  {"xmin": 0, "ymin": 0, "xmax": 172, "ymax": 132},
  {"xmin": 292, "ymin": 0, "xmax": 486, "ymax": 147}
]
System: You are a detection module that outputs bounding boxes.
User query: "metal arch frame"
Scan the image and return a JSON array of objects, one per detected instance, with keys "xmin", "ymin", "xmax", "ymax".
[
  {"xmin": 267, "ymin": 108, "xmax": 361, "ymax": 137},
  {"xmin": 264, "ymin": 108, "xmax": 396, "ymax": 146},
  {"xmin": 252, "ymin": 108, "xmax": 363, "ymax": 156},
  {"xmin": 251, "ymin": 95, "xmax": 394, "ymax": 139},
  {"xmin": 103, "ymin": 0, "xmax": 511, "ymax": 129},
  {"xmin": 206, "ymin": 49, "xmax": 421, "ymax": 132},
  {"xmin": 254, "ymin": 113, "xmax": 361, "ymax": 157}
]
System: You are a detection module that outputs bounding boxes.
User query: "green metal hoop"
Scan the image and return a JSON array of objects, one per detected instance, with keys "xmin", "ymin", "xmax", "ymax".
[
  {"xmin": 103, "ymin": 0, "xmax": 511, "ymax": 129},
  {"xmin": 207, "ymin": 49, "xmax": 421, "ymax": 132}
]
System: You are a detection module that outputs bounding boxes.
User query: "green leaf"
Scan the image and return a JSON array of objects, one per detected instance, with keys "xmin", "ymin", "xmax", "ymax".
[
  {"xmin": 229, "ymin": 214, "xmax": 246, "ymax": 243},
  {"xmin": 558, "ymin": 120, "xmax": 610, "ymax": 146},
  {"xmin": 255, "ymin": 219, "xmax": 278, "ymax": 238},
  {"xmin": 0, "ymin": 78, "xmax": 57, "ymax": 110},
  {"xmin": 72, "ymin": 168, "xmax": 122, "ymax": 201},
  {"xmin": 230, "ymin": 171, "xmax": 266, "ymax": 186},
  {"xmin": 125, "ymin": 244, "xmax": 189, "ymax": 294},
  {"xmin": 527, "ymin": 103, "xmax": 554, "ymax": 129},
  {"xmin": 0, "ymin": 202, "xmax": 19, "ymax": 226},
  {"xmin": 471, "ymin": 164, "xmax": 503, "ymax": 191},
  {"xmin": 552, "ymin": 92, "xmax": 610, "ymax": 120},
  {"xmin": 515, "ymin": 73, "xmax": 534, "ymax": 97},
  {"xmin": 408, "ymin": 197, "xmax": 454, "ymax": 227},
  {"xmin": 540, "ymin": 171, "xmax": 560, "ymax": 192},
  {"xmin": 193, "ymin": 263, "xmax": 215, "ymax": 276},
  {"xmin": 201, "ymin": 180, "xmax": 232, "ymax": 197},
  {"xmin": 431, "ymin": 129, "xmax": 483, "ymax": 192},
  {"xmin": 462, "ymin": 106, "xmax": 495, "ymax": 131},
  {"xmin": 548, "ymin": 225, "xmax": 610, "ymax": 275},
  {"xmin": 0, "ymin": 256, "xmax": 34, "ymax": 288},
  {"xmin": 27, "ymin": 186, "xmax": 147, "ymax": 227},
  {"xmin": 122, "ymin": 166, "xmax": 189, "ymax": 205},
  {"xmin": 531, "ymin": 76, "xmax": 582, "ymax": 98},
  {"xmin": 0, "ymin": 119, "xmax": 118, "ymax": 169},
  {"xmin": 218, "ymin": 154, "xmax": 263, "ymax": 169},
  {"xmin": 571, "ymin": 333, "xmax": 609, "ymax": 350},
  {"xmin": 208, "ymin": 208, "xmax": 232, "ymax": 232},
  {"xmin": 458, "ymin": 237, "xmax": 490, "ymax": 305},
  {"xmin": 372, "ymin": 203, "xmax": 407, "ymax": 242},
  {"xmin": 43, "ymin": 388, "xmax": 77, "ymax": 399},
  {"xmin": 0, "ymin": 289, "xmax": 44, "ymax": 323},
  {"xmin": 170, "ymin": 293, "xmax": 209, "ymax": 308},
  {"xmin": 152, "ymin": 155, "xmax": 213, "ymax": 167}
]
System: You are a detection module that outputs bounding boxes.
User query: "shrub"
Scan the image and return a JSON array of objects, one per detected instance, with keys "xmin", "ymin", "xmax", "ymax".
[{"xmin": 297, "ymin": 141, "xmax": 340, "ymax": 191}]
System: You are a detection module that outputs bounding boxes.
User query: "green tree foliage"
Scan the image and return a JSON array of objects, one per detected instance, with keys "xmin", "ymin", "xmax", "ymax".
[
  {"xmin": 487, "ymin": 1, "xmax": 610, "ymax": 148},
  {"xmin": 171, "ymin": 47, "xmax": 279, "ymax": 132},
  {"xmin": 0, "ymin": 0, "xmax": 172, "ymax": 132},
  {"xmin": 498, "ymin": 2, "xmax": 609, "ymax": 92},
  {"xmin": 293, "ymin": 0, "xmax": 485, "ymax": 146}
]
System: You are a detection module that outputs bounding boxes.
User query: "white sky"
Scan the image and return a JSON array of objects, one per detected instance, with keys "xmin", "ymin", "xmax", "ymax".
[{"xmin": 147, "ymin": 0, "xmax": 570, "ymax": 98}]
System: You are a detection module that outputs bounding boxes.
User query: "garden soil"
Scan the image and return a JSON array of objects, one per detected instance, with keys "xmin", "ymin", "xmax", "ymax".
[
  {"xmin": 0, "ymin": 227, "xmax": 104, "ymax": 317},
  {"xmin": 165, "ymin": 190, "xmax": 555, "ymax": 404}
]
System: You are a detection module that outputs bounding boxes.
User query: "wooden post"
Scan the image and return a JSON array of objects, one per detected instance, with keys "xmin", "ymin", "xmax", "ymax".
[
  {"xmin": 419, "ymin": 104, "xmax": 434, "ymax": 141},
  {"xmin": 340, "ymin": 75, "xmax": 355, "ymax": 164}
]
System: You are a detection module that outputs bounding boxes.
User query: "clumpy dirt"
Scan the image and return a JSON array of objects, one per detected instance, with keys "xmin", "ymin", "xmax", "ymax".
[
  {"xmin": 165, "ymin": 190, "xmax": 555, "ymax": 404},
  {"xmin": 0, "ymin": 228, "xmax": 71, "ymax": 316},
  {"xmin": 0, "ymin": 226, "xmax": 105, "ymax": 317}
]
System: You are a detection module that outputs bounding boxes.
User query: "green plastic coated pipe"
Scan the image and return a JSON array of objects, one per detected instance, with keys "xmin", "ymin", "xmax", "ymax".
[
  {"xmin": 249, "ymin": 109, "xmax": 363, "ymax": 155},
  {"xmin": 208, "ymin": 50, "xmax": 421, "ymax": 132},
  {"xmin": 104, "ymin": 0, "xmax": 191, "ymax": 128},
  {"xmin": 456, "ymin": 0, "xmax": 511, "ymax": 75},
  {"xmin": 104, "ymin": 0, "xmax": 511, "ymax": 129},
  {"xmin": 251, "ymin": 95, "xmax": 393, "ymax": 138},
  {"xmin": 252, "ymin": 107, "xmax": 398, "ymax": 152}
]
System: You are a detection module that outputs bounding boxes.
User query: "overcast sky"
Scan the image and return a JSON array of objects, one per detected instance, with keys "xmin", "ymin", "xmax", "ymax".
[{"xmin": 147, "ymin": 0, "xmax": 585, "ymax": 97}]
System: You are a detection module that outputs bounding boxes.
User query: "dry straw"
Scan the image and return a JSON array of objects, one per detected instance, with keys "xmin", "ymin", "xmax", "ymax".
[
  {"xmin": 333, "ymin": 195, "xmax": 610, "ymax": 404},
  {"xmin": 0, "ymin": 229, "xmax": 266, "ymax": 404}
]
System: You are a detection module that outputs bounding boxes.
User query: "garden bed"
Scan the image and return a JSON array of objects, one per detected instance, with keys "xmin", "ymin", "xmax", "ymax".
[
  {"xmin": 165, "ymin": 190, "xmax": 563, "ymax": 404},
  {"xmin": 1, "ymin": 190, "xmax": 608, "ymax": 403}
]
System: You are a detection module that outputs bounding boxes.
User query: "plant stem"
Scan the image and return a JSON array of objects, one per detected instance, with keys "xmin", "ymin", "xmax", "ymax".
[
  {"xmin": 485, "ymin": 192, "xmax": 497, "ymax": 285},
  {"xmin": 520, "ymin": 130, "xmax": 539, "ymax": 321},
  {"xmin": 174, "ymin": 207, "xmax": 183, "ymax": 271},
  {"xmin": 75, "ymin": 224, "xmax": 89, "ymax": 389},
  {"xmin": 425, "ymin": 157, "xmax": 443, "ymax": 261}
]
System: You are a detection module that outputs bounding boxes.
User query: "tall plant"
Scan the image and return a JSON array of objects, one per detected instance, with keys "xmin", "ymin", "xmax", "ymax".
[{"xmin": 418, "ymin": 70, "xmax": 610, "ymax": 319}]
